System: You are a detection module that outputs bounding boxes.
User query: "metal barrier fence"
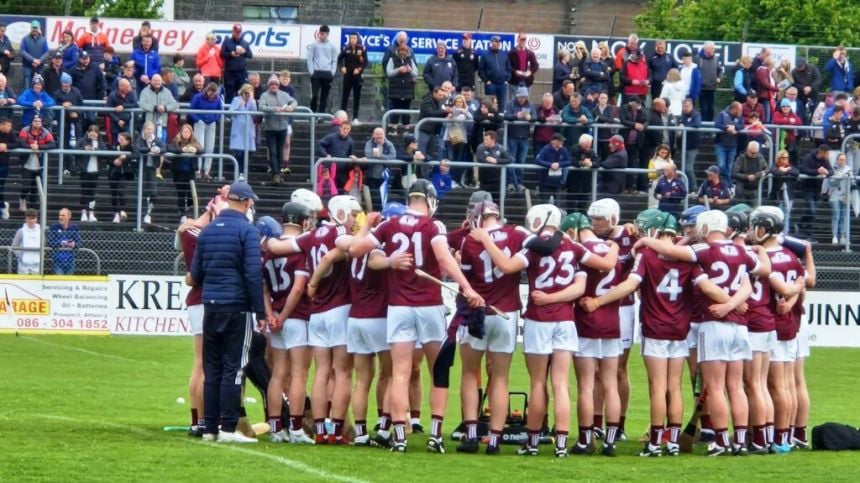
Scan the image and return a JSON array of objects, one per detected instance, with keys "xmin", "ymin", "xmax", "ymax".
[{"xmin": 1, "ymin": 246, "xmax": 102, "ymax": 275}]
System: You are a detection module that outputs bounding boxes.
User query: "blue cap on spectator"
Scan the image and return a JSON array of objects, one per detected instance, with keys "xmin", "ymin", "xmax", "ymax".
[
  {"xmin": 31, "ymin": 20, "xmax": 40, "ymax": 28},
  {"xmin": 780, "ymin": 98, "xmax": 791, "ymax": 108},
  {"xmin": 60, "ymin": 73, "xmax": 72, "ymax": 85},
  {"xmin": 227, "ymin": 181, "xmax": 259, "ymax": 201},
  {"xmin": 516, "ymin": 86, "xmax": 529, "ymax": 97}
]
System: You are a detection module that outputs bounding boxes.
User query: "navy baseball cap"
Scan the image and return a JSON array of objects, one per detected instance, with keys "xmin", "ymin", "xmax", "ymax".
[{"xmin": 227, "ymin": 181, "xmax": 259, "ymax": 201}]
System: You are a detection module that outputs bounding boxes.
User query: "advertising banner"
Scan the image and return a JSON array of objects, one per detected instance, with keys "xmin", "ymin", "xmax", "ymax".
[
  {"xmin": 343, "ymin": 27, "xmax": 514, "ymax": 65},
  {"xmin": 742, "ymin": 42, "xmax": 797, "ymax": 70},
  {"xmin": 0, "ymin": 276, "xmax": 110, "ymax": 334},
  {"xmin": 554, "ymin": 34, "xmax": 743, "ymax": 66}
]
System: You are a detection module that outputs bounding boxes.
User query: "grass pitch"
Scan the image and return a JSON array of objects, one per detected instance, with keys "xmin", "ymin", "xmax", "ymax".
[{"xmin": 1, "ymin": 334, "xmax": 859, "ymax": 482}]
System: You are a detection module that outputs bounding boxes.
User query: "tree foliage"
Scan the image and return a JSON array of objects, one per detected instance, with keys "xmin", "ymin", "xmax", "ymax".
[
  {"xmin": 87, "ymin": 0, "xmax": 164, "ymax": 19},
  {"xmin": 635, "ymin": 0, "xmax": 860, "ymax": 46},
  {"xmin": 0, "ymin": 0, "xmax": 162, "ymax": 18}
]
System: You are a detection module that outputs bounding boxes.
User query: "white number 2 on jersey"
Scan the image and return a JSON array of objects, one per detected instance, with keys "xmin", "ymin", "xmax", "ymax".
[
  {"xmin": 392, "ymin": 232, "xmax": 424, "ymax": 268},
  {"xmin": 656, "ymin": 268, "xmax": 683, "ymax": 301},
  {"xmin": 535, "ymin": 252, "xmax": 575, "ymax": 290},
  {"xmin": 478, "ymin": 248, "xmax": 511, "ymax": 283},
  {"xmin": 595, "ymin": 268, "xmax": 617, "ymax": 296}
]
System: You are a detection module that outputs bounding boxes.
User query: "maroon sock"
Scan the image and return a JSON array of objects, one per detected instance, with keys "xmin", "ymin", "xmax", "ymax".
[
  {"xmin": 605, "ymin": 422, "xmax": 619, "ymax": 445},
  {"xmin": 191, "ymin": 408, "xmax": 199, "ymax": 427},
  {"xmin": 667, "ymin": 424, "xmax": 681, "ymax": 445},
  {"xmin": 650, "ymin": 425, "xmax": 664, "ymax": 446},
  {"xmin": 619, "ymin": 416, "xmax": 627, "ymax": 433},
  {"xmin": 733, "ymin": 425, "xmax": 748, "ymax": 447},
  {"xmin": 578, "ymin": 426, "xmax": 592, "ymax": 446},
  {"xmin": 268, "ymin": 416, "xmax": 283, "ymax": 433},
  {"xmin": 354, "ymin": 420, "xmax": 366, "ymax": 438},
  {"xmin": 377, "ymin": 408, "xmax": 383, "ymax": 418},
  {"xmin": 593, "ymin": 414, "xmax": 604, "ymax": 429},
  {"xmin": 289, "ymin": 415, "xmax": 303, "ymax": 431},
  {"xmin": 796, "ymin": 426, "xmax": 807, "ymax": 442},
  {"xmin": 753, "ymin": 425, "xmax": 766, "ymax": 447},
  {"xmin": 332, "ymin": 418, "xmax": 344, "ymax": 438},
  {"xmin": 701, "ymin": 414, "xmax": 714, "ymax": 431},
  {"xmin": 380, "ymin": 413, "xmax": 392, "ymax": 431},
  {"xmin": 715, "ymin": 428, "xmax": 730, "ymax": 448},
  {"xmin": 412, "ymin": 410, "xmax": 421, "ymax": 420},
  {"xmin": 465, "ymin": 420, "xmax": 478, "ymax": 440},
  {"xmin": 488, "ymin": 430, "xmax": 502, "ymax": 448},
  {"xmin": 556, "ymin": 430, "xmax": 569, "ymax": 450},
  {"xmin": 528, "ymin": 430, "xmax": 540, "ymax": 448}
]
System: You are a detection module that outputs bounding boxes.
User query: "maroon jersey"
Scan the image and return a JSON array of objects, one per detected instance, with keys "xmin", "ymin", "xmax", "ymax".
[
  {"xmin": 370, "ymin": 210, "xmax": 447, "ymax": 307},
  {"xmin": 349, "ymin": 250, "xmax": 389, "ymax": 318},
  {"xmin": 575, "ymin": 237, "xmax": 621, "ymax": 338},
  {"xmin": 609, "ymin": 228, "xmax": 637, "ymax": 306},
  {"xmin": 447, "ymin": 226, "xmax": 469, "ymax": 252},
  {"xmin": 459, "ymin": 225, "xmax": 528, "ymax": 313},
  {"xmin": 181, "ymin": 228, "xmax": 202, "ymax": 306},
  {"xmin": 767, "ymin": 246, "xmax": 805, "ymax": 341},
  {"xmin": 630, "ymin": 247, "xmax": 703, "ymax": 340},
  {"xmin": 294, "ymin": 223, "xmax": 351, "ymax": 312},
  {"xmin": 262, "ymin": 236, "xmax": 311, "ymax": 320},
  {"xmin": 690, "ymin": 240, "xmax": 760, "ymax": 325},
  {"xmin": 743, "ymin": 245, "xmax": 775, "ymax": 333},
  {"xmin": 518, "ymin": 235, "xmax": 590, "ymax": 322}
]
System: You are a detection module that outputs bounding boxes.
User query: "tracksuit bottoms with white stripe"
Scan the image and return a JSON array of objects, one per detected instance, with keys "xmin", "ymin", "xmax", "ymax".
[{"xmin": 202, "ymin": 309, "xmax": 252, "ymax": 435}]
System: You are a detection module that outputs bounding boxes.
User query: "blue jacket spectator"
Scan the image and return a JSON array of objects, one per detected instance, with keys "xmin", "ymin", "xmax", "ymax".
[
  {"xmin": 131, "ymin": 44, "xmax": 161, "ymax": 92},
  {"xmin": 714, "ymin": 103, "xmax": 744, "ymax": 148},
  {"xmin": 71, "ymin": 55, "xmax": 106, "ymax": 100},
  {"xmin": 581, "ymin": 59, "xmax": 612, "ymax": 94},
  {"xmin": 423, "ymin": 44, "xmax": 458, "ymax": 89},
  {"xmin": 61, "ymin": 43, "xmax": 80, "ymax": 71},
  {"xmin": 221, "ymin": 33, "xmax": 253, "ymax": 75},
  {"xmin": 189, "ymin": 91, "xmax": 223, "ymax": 124},
  {"xmin": 479, "ymin": 44, "xmax": 511, "ymax": 85},
  {"xmin": 553, "ymin": 58, "xmax": 573, "ymax": 93},
  {"xmin": 430, "ymin": 164, "xmax": 453, "ymax": 200},
  {"xmin": 825, "ymin": 51, "xmax": 854, "ymax": 92},
  {"xmin": 47, "ymin": 213, "xmax": 81, "ymax": 274},
  {"xmin": 18, "ymin": 77, "xmax": 56, "ymax": 127},
  {"xmin": 534, "ymin": 134, "xmax": 571, "ymax": 190},
  {"xmin": 653, "ymin": 165, "xmax": 688, "ymax": 216},
  {"xmin": 20, "ymin": 23, "xmax": 49, "ymax": 87},
  {"xmin": 190, "ymin": 207, "xmax": 265, "ymax": 320}
]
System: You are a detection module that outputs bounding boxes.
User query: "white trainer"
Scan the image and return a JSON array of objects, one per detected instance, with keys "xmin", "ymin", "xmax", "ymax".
[
  {"xmin": 217, "ymin": 431, "xmax": 258, "ymax": 443},
  {"xmin": 88, "ymin": 211, "xmax": 97, "ymax": 222},
  {"xmin": 289, "ymin": 429, "xmax": 315, "ymax": 444},
  {"xmin": 81, "ymin": 209, "xmax": 88, "ymax": 221},
  {"xmin": 143, "ymin": 214, "xmax": 152, "ymax": 224},
  {"xmin": 202, "ymin": 433, "xmax": 217, "ymax": 442},
  {"xmin": 270, "ymin": 429, "xmax": 290, "ymax": 443},
  {"xmin": 120, "ymin": 210, "xmax": 128, "ymax": 221},
  {"xmin": 113, "ymin": 212, "xmax": 121, "ymax": 223},
  {"xmin": 2, "ymin": 202, "xmax": 9, "ymax": 220}
]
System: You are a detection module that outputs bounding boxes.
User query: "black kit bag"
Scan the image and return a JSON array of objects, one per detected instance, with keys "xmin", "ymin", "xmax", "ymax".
[{"xmin": 812, "ymin": 423, "xmax": 860, "ymax": 450}]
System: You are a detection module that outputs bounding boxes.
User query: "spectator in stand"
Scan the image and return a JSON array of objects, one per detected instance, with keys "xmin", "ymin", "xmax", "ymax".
[
  {"xmin": 168, "ymin": 123, "xmax": 201, "ymax": 221},
  {"xmin": 386, "ymin": 42, "xmax": 418, "ymax": 131},
  {"xmin": 731, "ymin": 140, "xmax": 768, "ymax": 202},
  {"xmin": 773, "ymin": 59, "xmax": 793, "ymax": 96},
  {"xmin": 697, "ymin": 165, "xmax": 732, "ymax": 207},
  {"xmin": 566, "ymin": 133, "xmax": 597, "ymax": 211},
  {"xmin": 750, "ymin": 47, "xmax": 769, "ymax": 73},
  {"xmin": 444, "ymin": 94, "xmax": 472, "ymax": 186},
  {"xmin": 132, "ymin": 21, "xmax": 160, "ymax": 52},
  {"xmin": 18, "ymin": 115, "xmax": 55, "ymax": 212},
  {"xmin": 677, "ymin": 98, "xmax": 701, "ymax": 188},
  {"xmin": 754, "ymin": 58, "xmax": 778, "ymax": 122},
  {"xmin": 105, "ymin": 79, "xmax": 137, "ymax": 146},
  {"xmin": 535, "ymin": 92, "xmax": 561, "ymax": 154},
  {"xmin": 429, "ymin": 160, "xmax": 453, "ymax": 200},
  {"xmin": 170, "ymin": 55, "xmax": 191, "ymax": 98},
  {"xmin": 695, "ymin": 41, "xmax": 722, "ymax": 121},
  {"xmin": 132, "ymin": 35, "xmax": 160, "ymax": 94},
  {"xmin": 781, "ymin": 86, "xmax": 806, "ymax": 123},
  {"xmin": 678, "ymin": 51, "xmax": 700, "ymax": 103},
  {"xmin": 337, "ymin": 32, "xmax": 367, "ymax": 122},
  {"xmin": 474, "ymin": 129, "xmax": 510, "ymax": 191},
  {"xmin": 0, "ymin": 23, "xmax": 14, "ymax": 77},
  {"xmin": 552, "ymin": 79, "xmax": 574, "ymax": 112},
  {"xmin": 570, "ymin": 41, "xmax": 589, "ymax": 88},
  {"xmin": 732, "ymin": 55, "xmax": 753, "ymax": 103},
  {"xmin": 553, "ymin": 49, "xmax": 574, "ymax": 94},
  {"xmin": 644, "ymin": 96, "xmax": 674, "ymax": 158},
  {"xmin": 112, "ymin": 61, "xmax": 137, "ymax": 94},
  {"xmin": 316, "ymin": 120, "xmax": 355, "ymax": 195},
  {"xmin": 845, "ymin": 106, "xmax": 860, "ymax": 168},
  {"xmin": 53, "ymin": 73, "xmax": 84, "ymax": 175},
  {"xmin": 648, "ymin": 40, "xmax": 677, "ymax": 101},
  {"xmin": 598, "ymin": 41, "xmax": 617, "ymax": 98},
  {"xmin": 661, "ymin": 68, "xmax": 686, "ymax": 116},
  {"xmin": 189, "ymin": 82, "xmax": 223, "ymax": 181},
  {"xmin": 653, "ymin": 162, "xmax": 686, "ymax": 217},
  {"xmin": 825, "ymin": 46, "xmax": 854, "ymax": 93},
  {"xmin": 139, "ymin": 74, "xmax": 179, "ymax": 143},
  {"xmin": 134, "ymin": 121, "xmax": 166, "ymax": 224},
  {"xmin": 102, "ymin": 47, "xmax": 121, "ymax": 92},
  {"xmin": 646, "ymin": 143, "xmax": 673, "ymax": 208},
  {"xmin": 196, "ymin": 33, "xmax": 223, "ymax": 85},
  {"xmin": 20, "ymin": 21, "xmax": 48, "ymax": 90},
  {"xmin": 619, "ymin": 95, "xmax": 647, "ymax": 193},
  {"xmin": 791, "ymin": 57, "xmax": 821, "ymax": 109},
  {"xmin": 597, "ymin": 135, "xmax": 628, "ymax": 195},
  {"xmin": 614, "ymin": 33, "xmax": 640, "ymax": 72},
  {"xmin": 417, "ymin": 86, "xmax": 451, "ymax": 165},
  {"xmin": 773, "ymin": 98, "xmax": 803, "ymax": 161},
  {"xmin": 58, "ymin": 31, "xmax": 80, "ymax": 71},
  {"xmin": 560, "ymin": 92, "xmax": 593, "ymax": 150},
  {"xmin": 258, "ymin": 75, "xmax": 297, "ymax": 185},
  {"xmin": 18, "ymin": 75, "xmax": 55, "ymax": 127},
  {"xmin": 620, "ymin": 50, "xmax": 649, "ymax": 104},
  {"xmin": 363, "ymin": 127, "xmax": 396, "ymax": 207},
  {"xmin": 581, "ymin": 47, "xmax": 612, "ymax": 96},
  {"xmin": 277, "ymin": 70, "xmax": 298, "ymax": 174},
  {"xmin": 827, "ymin": 151, "xmax": 853, "ymax": 244},
  {"xmin": 51, "ymin": 210, "xmax": 83, "ymax": 259},
  {"xmin": 504, "ymin": 86, "xmax": 536, "ymax": 193},
  {"xmin": 769, "ymin": 149, "xmax": 798, "ymax": 233},
  {"xmin": 479, "ymin": 35, "xmax": 511, "ymax": 110},
  {"xmin": 824, "ymin": 105, "xmax": 846, "ymax": 151},
  {"xmin": 822, "ymin": 92, "xmax": 849, "ymax": 140},
  {"xmin": 534, "ymin": 132, "xmax": 570, "ymax": 204},
  {"xmin": 12, "ymin": 209, "xmax": 41, "ymax": 274},
  {"xmin": 741, "ymin": 92, "xmax": 765, "ymax": 124},
  {"xmin": 221, "ymin": 25, "xmax": 253, "ymax": 103},
  {"xmin": 423, "ymin": 41, "xmax": 458, "ymax": 91},
  {"xmin": 228, "ymin": 84, "xmax": 257, "ymax": 178},
  {"xmin": 0, "ymin": 117, "xmax": 13, "ymax": 219},
  {"xmin": 108, "ymin": 132, "xmax": 134, "ymax": 223},
  {"xmin": 714, "ymin": 101, "xmax": 744, "ymax": 188},
  {"xmin": 591, "ymin": 91, "xmax": 618, "ymax": 159},
  {"xmin": 453, "ymin": 33, "xmax": 479, "ymax": 92},
  {"xmin": 71, "ymin": 52, "xmax": 106, "ymax": 130},
  {"xmin": 798, "ymin": 144, "xmax": 833, "ymax": 238},
  {"xmin": 180, "ymin": 74, "xmax": 205, "ymax": 104},
  {"xmin": 76, "ymin": 17, "xmax": 110, "ymax": 67},
  {"xmin": 42, "ymin": 51, "xmax": 67, "ymax": 101},
  {"xmin": 508, "ymin": 33, "xmax": 539, "ymax": 89},
  {"xmin": 78, "ymin": 125, "xmax": 105, "ymax": 221},
  {"xmin": 306, "ymin": 25, "xmax": 337, "ymax": 114}
]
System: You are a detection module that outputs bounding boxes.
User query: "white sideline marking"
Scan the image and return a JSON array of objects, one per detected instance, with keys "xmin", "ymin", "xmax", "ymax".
[
  {"xmin": 38, "ymin": 414, "xmax": 368, "ymax": 483},
  {"xmin": 22, "ymin": 336, "xmax": 158, "ymax": 365}
]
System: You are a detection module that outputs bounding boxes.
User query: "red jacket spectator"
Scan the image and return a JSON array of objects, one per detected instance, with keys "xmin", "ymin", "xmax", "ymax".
[
  {"xmin": 196, "ymin": 37, "xmax": 224, "ymax": 80},
  {"xmin": 741, "ymin": 96, "xmax": 765, "ymax": 122},
  {"xmin": 755, "ymin": 64, "xmax": 778, "ymax": 101},
  {"xmin": 621, "ymin": 54, "xmax": 649, "ymax": 97}
]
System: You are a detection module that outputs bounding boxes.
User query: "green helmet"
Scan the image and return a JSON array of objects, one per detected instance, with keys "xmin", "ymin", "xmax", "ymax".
[
  {"xmin": 643, "ymin": 212, "xmax": 679, "ymax": 236},
  {"xmin": 560, "ymin": 212, "xmax": 592, "ymax": 234},
  {"xmin": 726, "ymin": 203, "xmax": 752, "ymax": 214},
  {"xmin": 634, "ymin": 208, "xmax": 663, "ymax": 231}
]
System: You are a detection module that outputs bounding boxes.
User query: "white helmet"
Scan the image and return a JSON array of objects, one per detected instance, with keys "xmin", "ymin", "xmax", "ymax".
[
  {"xmin": 291, "ymin": 188, "xmax": 323, "ymax": 212},
  {"xmin": 696, "ymin": 210, "xmax": 728, "ymax": 238},
  {"xmin": 328, "ymin": 195, "xmax": 362, "ymax": 225},
  {"xmin": 526, "ymin": 204, "xmax": 562, "ymax": 233},
  {"xmin": 587, "ymin": 198, "xmax": 620, "ymax": 227}
]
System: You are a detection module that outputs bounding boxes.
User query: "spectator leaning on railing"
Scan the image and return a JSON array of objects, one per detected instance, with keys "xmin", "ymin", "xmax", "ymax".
[
  {"xmin": 188, "ymin": 82, "xmax": 223, "ymax": 181},
  {"xmin": 105, "ymin": 79, "xmax": 137, "ymax": 146},
  {"xmin": 258, "ymin": 75, "xmax": 298, "ymax": 185},
  {"xmin": 798, "ymin": 144, "xmax": 833, "ymax": 239},
  {"xmin": 596, "ymin": 134, "xmax": 628, "ymax": 196},
  {"xmin": 18, "ymin": 115, "xmax": 55, "ymax": 213},
  {"xmin": 697, "ymin": 165, "xmax": 732, "ymax": 207},
  {"xmin": 653, "ymin": 162, "xmax": 686, "ymax": 217},
  {"xmin": 47, "ymin": 208, "xmax": 81, "ymax": 275},
  {"xmin": 769, "ymin": 150, "xmax": 798, "ymax": 233},
  {"xmin": 53, "ymin": 73, "xmax": 84, "ymax": 175},
  {"xmin": 139, "ymin": 74, "xmax": 179, "ymax": 142},
  {"xmin": 474, "ymin": 130, "xmax": 510, "ymax": 190},
  {"xmin": 18, "ymin": 75, "xmax": 55, "ymax": 127},
  {"xmin": 826, "ymin": 151, "xmax": 853, "ymax": 244},
  {"xmin": 534, "ymin": 132, "xmax": 570, "ymax": 204},
  {"xmin": 731, "ymin": 140, "xmax": 768, "ymax": 203},
  {"xmin": 0, "ymin": 117, "xmax": 14, "ymax": 220},
  {"xmin": 363, "ymin": 127, "xmax": 396, "ymax": 209},
  {"xmin": 11, "ymin": 208, "xmax": 41, "ymax": 275}
]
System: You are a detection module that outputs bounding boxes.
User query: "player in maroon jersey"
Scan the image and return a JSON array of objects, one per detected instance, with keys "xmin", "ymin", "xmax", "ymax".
[
  {"xmin": 178, "ymin": 203, "xmax": 218, "ymax": 437},
  {"xmin": 635, "ymin": 210, "xmax": 768, "ymax": 456},
  {"xmin": 586, "ymin": 198, "xmax": 637, "ymax": 440},
  {"xmin": 792, "ymin": 241, "xmax": 816, "ymax": 450},
  {"xmin": 454, "ymin": 201, "xmax": 531, "ymax": 455},
  {"xmin": 554, "ymin": 212, "xmax": 625, "ymax": 456},
  {"xmin": 350, "ymin": 180, "xmax": 484, "ymax": 453},
  {"xmin": 748, "ymin": 206, "xmax": 809, "ymax": 452},
  {"xmin": 268, "ymin": 195, "xmax": 362, "ymax": 444},
  {"xmin": 475, "ymin": 204, "xmax": 616, "ymax": 457}
]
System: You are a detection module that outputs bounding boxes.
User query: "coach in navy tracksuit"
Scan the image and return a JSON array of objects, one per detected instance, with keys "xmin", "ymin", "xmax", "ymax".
[{"xmin": 190, "ymin": 181, "xmax": 267, "ymax": 442}]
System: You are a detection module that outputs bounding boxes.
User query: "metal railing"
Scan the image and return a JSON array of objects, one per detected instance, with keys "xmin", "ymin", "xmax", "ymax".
[
  {"xmin": 381, "ymin": 109, "xmax": 419, "ymax": 129},
  {"xmin": 2, "ymin": 246, "xmax": 102, "ymax": 275}
]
